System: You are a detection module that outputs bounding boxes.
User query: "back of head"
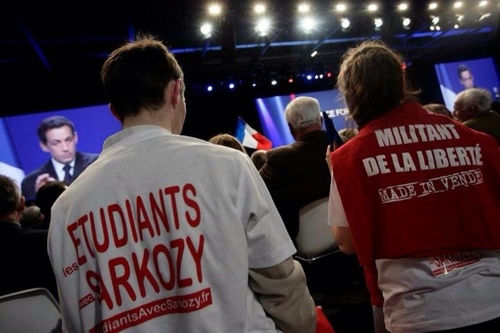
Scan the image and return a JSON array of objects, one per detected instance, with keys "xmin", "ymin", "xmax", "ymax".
[
  {"xmin": 337, "ymin": 40, "xmax": 419, "ymax": 128},
  {"xmin": 36, "ymin": 181, "xmax": 68, "ymax": 217},
  {"xmin": 20, "ymin": 205, "xmax": 43, "ymax": 229},
  {"xmin": 250, "ymin": 149, "xmax": 267, "ymax": 170},
  {"xmin": 0, "ymin": 175, "xmax": 22, "ymax": 217},
  {"xmin": 284, "ymin": 96, "xmax": 322, "ymax": 131},
  {"xmin": 37, "ymin": 115, "xmax": 75, "ymax": 144},
  {"xmin": 423, "ymin": 103, "xmax": 453, "ymax": 118},
  {"xmin": 208, "ymin": 133, "xmax": 247, "ymax": 153},
  {"xmin": 453, "ymin": 88, "xmax": 492, "ymax": 122},
  {"xmin": 100, "ymin": 34, "xmax": 184, "ymax": 121}
]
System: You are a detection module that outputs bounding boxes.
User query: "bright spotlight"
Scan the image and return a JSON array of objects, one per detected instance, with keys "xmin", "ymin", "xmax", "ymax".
[
  {"xmin": 208, "ymin": 4, "xmax": 222, "ymax": 16},
  {"xmin": 254, "ymin": 4, "xmax": 266, "ymax": 14},
  {"xmin": 300, "ymin": 17, "xmax": 316, "ymax": 33},
  {"xmin": 200, "ymin": 23, "xmax": 212, "ymax": 37},
  {"xmin": 255, "ymin": 17, "xmax": 271, "ymax": 36},
  {"xmin": 340, "ymin": 18, "xmax": 350, "ymax": 29}
]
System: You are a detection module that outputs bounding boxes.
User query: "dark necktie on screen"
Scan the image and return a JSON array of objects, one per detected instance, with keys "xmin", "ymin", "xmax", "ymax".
[{"xmin": 63, "ymin": 164, "xmax": 72, "ymax": 185}]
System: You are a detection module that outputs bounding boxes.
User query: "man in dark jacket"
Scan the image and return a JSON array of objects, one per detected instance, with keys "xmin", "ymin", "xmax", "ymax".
[
  {"xmin": 259, "ymin": 96, "xmax": 331, "ymax": 243},
  {"xmin": 21, "ymin": 115, "xmax": 98, "ymax": 201},
  {"xmin": 0, "ymin": 175, "xmax": 58, "ymax": 300}
]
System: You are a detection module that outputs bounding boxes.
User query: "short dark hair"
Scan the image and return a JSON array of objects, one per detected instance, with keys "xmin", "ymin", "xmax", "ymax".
[
  {"xmin": 457, "ymin": 63, "xmax": 471, "ymax": 78},
  {"xmin": 0, "ymin": 175, "xmax": 21, "ymax": 216},
  {"xmin": 336, "ymin": 40, "xmax": 419, "ymax": 128},
  {"xmin": 36, "ymin": 180, "xmax": 67, "ymax": 217},
  {"xmin": 37, "ymin": 116, "xmax": 75, "ymax": 144},
  {"xmin": 100, "ymin": 34, "xmax": 184, "ymax": 121}
]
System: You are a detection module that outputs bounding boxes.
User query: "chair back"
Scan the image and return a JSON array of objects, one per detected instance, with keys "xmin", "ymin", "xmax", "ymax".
[
  {"xmin": 0, "ymin": 288, "xmax": 62, "ymax": 333},
  {"xmin": 295, "ymin": 197, "xmax": 338, "ymax": 258}
]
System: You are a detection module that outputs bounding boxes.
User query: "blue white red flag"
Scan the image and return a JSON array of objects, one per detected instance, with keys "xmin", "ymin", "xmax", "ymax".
[{"xmin": 234, "ymin": 117, "xmax": 272, "ymax": 150}]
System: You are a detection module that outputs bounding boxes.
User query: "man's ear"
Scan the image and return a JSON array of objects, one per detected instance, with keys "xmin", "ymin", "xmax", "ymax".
[
  {"xmin": 167, "ymin": 79, "xmax": 183, "ymax": 110},
  {"xmin": 17, "ymin": 196, "xmax": 26, "ymax": 215},
  {"xmin": 74, "ymin": 131, "xmax": 79, "ymax": 145}
]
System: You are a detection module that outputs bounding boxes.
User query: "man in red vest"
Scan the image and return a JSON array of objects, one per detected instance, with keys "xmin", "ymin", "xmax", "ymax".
[{"xmin": 328, "ymin": 40, "xmax": 500, "ymax": 333}]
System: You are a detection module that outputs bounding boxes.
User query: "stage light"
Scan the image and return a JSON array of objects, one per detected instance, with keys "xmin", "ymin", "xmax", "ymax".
[
  {"xmin": 228, "ymin": 83, "xmax": 235, "ymax": 89},
  {"xmin": 271, "ymin": 79, "xmax": 278, "ymax": 86},
  {"xmin": 299, "ymin": 16, "xmax": 316, "ymax": 33},
  {"xmin": 367, "ymin": 3, "xmax": 378, "ymax": 12},
  {"xmin": 453, "ymin": 2, "xmax": 463, "ymax": 10},
  {"xmin": 254, "ymin": 3, "xmax": 266, "ymax": 14},
  {"xmin": 200, "ymin": 23, "xmax": 212, "ymax": 38},
  {"xmin": 207, "ymin": 85, "xmax": 213, "ymax": 92},
  {"xmin": 340, "ymin": 18, "xmax": 351, "ymax": 30},
  {"xmin": 306, "ymin": 74, "xmax": 312, "ymax": 80},
  {"xmin": 298, "ymin": 3, "xmax": 310, "ymax": 13},
  {"xmin": 402, "ymin": 17, "xmax": 411, "ymax": 29},
  {"xmin": 255, "ymin": 17, "xmax": 271, "ymax": 36},
  {"xmin": 335, "ymin": 3, "xmax": 347, "ymax": 12},
  {"xmin": 398, "ymin": 3, "xmax": 409, "ymax": 11},
  {"xmin": 310, "ymin": 50, "xmax": 318, "ymax": 57},
  {"xmin": 208, "ymin": 4, "xmax": 222, "ymax": 16},
  {"xmin": 429, "ymin": 3, "xmax": 438, "ymax": 10},
  {"xmin": 374, "ymin": 17, "xmax": 383, "ymax": 30}
]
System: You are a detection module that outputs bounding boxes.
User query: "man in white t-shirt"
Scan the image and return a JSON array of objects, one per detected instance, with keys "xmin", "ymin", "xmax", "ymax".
[{"xmin": 47, "ymin": 35, "xmax": 317, "ymax": 333}]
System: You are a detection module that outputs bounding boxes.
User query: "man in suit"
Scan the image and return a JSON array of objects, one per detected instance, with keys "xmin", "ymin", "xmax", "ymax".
[
  {"xmin": 259, "ymin": 96, "xmax": 331, "ymax": 244},
  {"xmin": 21, "ymin": 115, "xmax": 99, "ymax": 201},
  {"xmin": 0, "ymin": 175, "xmax": 58, "ymax": 300}
]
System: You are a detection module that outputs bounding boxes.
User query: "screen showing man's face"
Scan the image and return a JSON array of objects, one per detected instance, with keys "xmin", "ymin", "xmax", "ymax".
[
  {"xmin": 459, "ymin": 70, "xmax": 474, "ymax": 89},
  {"xmin": 40, "ymin": 125, "xmax": 78, "ymax": 164}
]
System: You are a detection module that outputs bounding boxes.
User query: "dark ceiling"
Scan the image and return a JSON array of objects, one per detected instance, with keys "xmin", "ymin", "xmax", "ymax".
[{"xmin": 1, "ymin": 0, "xmax": 500, "ymax": 116}]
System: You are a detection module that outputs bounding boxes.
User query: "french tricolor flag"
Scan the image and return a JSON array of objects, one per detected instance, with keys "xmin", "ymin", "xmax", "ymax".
[{"xmin": 234, "ymin": 117, "xmax": 272, "ymax": 150}]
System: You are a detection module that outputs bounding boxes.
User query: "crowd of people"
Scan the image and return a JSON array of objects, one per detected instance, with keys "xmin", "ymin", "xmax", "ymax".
[{"xmin": 1, "ymin": 34, "xmax": 499, "ymax": 333}]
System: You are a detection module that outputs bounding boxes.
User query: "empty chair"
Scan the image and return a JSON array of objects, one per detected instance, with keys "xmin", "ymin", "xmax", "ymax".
[{"xmin": 0, "ymin": 288, "xmax": 62, "ymax": 333}]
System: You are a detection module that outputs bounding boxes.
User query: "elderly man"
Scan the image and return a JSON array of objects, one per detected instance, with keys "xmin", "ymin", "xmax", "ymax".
[
  {"xmin": 259, "ymin": 96, "xmax": 331, "ymax": 243},
  {"xmin": 454, "ymin": 87, "xmax": 500, "ymax": 145}
]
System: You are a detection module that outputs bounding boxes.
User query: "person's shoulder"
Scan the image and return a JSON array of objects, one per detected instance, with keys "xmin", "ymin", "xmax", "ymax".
[{"xmin": 76, "ymin": 151, "xmax": 99, "ymax": 162}]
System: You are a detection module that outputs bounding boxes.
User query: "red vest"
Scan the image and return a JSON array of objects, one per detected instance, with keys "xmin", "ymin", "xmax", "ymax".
[{"xmin": 331, "ymin": 102, "xmax": 500, "ymax": 304}]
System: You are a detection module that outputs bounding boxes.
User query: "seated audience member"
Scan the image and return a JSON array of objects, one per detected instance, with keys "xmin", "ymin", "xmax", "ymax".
[
  {"xmin": 259, "ymin": 96, "xmax": 331, "ymax": 244},
  {"xmin": 454, "ymin": 88, "xmax": 500, "ymax": 145},
  {"xmin": 423, "ymin": 103, "xmax": 453, "ymax": 118},
  {"xmin": 33, "ymin": 180, "xmax": 68, "ymax": 229},
  {"xmin": 47, "ymin": 35, "xmax": 318, "ymax": 333},
  {"xmin": 251, "ymin": 149, "xmax": 267, "ymax": 170},
  {"xmin": 21, "ymin": 115, "xmax": 99, "ymax": 202},
  {"xmin": 329, "ymin": 40, "xmax": 500, "ymax": 333},
  {"xmin": 20, "ymin": 204, "xmax": 43, "ymax": 229},
  {"xmin": 208, "ymin": 133, "xmax": 248, "ymax": 153},
  {"xmin": 0, "ymin": 175, "xmax": 58, "ymax": 300}
]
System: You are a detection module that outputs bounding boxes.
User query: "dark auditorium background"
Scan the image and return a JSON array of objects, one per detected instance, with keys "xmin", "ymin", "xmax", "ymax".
[{"xmin": 1, "ymin": 0, "xmax": 500, "ymax": 141}]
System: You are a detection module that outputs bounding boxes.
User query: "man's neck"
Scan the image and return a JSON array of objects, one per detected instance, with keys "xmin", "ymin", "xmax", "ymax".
[{"xmin": 0, "ymin": 212, "xmax": 20, "ymax": 224}]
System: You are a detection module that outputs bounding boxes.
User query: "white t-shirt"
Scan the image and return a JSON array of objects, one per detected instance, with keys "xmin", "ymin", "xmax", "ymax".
[{"xmin": 48, "ymin": 125, "xmax": 295, "ymax": 333}]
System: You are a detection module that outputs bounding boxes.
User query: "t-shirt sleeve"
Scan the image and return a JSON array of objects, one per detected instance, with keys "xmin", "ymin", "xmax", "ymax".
[{"xmin": 328, "ymin": 171, "xmax": 349, "ymax": 227}]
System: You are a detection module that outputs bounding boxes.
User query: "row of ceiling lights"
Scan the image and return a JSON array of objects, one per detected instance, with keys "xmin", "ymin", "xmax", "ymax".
[{"xmin": 199, "ymin": 1, "xmax": 496, "ymax": 38}]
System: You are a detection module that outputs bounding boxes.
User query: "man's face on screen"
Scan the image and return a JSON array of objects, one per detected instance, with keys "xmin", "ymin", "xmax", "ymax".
[
  {"xmin": 40, "ymin": 125, "xmax": 78, "ymax": 164},
  {"xmin": 459, "ymin": 70, "xmax": 474, "ymax": 89}
]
